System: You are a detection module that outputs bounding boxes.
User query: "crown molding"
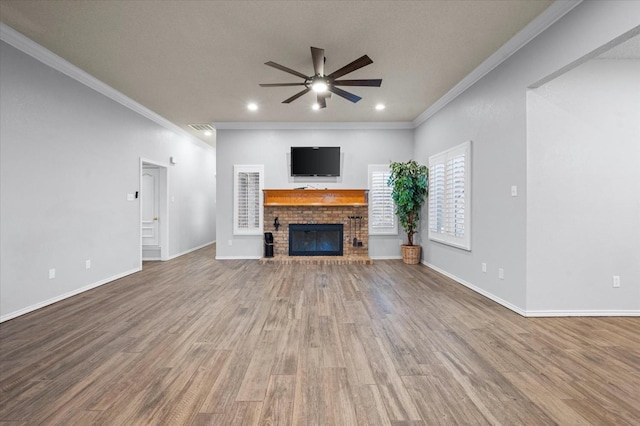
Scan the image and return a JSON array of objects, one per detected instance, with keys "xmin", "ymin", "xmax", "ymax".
[
  {"xmin": 412, "ymin": 0, "xmax": 583, "ymax": 128},
  {"xmin": 212, "ymin": 121, "xmax": 414, "ymax": 130},
  {"xmin": 0, "ymin": 23, "xmax": 212, "ymax": 151},
  {"xmin": 2, "ymin": 0, "xmax": 582, "ymax": 136}
]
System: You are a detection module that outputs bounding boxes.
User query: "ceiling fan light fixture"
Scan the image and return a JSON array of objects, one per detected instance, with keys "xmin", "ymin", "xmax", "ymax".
[
  {"xmin": 312, "ymin": 103, "xmax": 321, "ymax": 110},
  {"xmin": 311, "ymin": 79, "xmax": 328, "ymax": 93}
]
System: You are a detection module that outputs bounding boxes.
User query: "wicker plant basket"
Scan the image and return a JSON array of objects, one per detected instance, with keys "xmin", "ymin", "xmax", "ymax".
[{"xmin": 401, "ymin": 245, "xmax": 421, "ymax": 264}]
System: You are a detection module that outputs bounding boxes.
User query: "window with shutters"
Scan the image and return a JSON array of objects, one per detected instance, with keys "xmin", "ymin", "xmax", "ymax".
[
  {"xmin": 233, "ymin": 165, "xmax": 264, "ymax": 235},
  {"xmin": 368, "ymin": 164, "xmax": 397, "ymax": 235},
  {"xmin": 428, "ymin": 141, "xmax": 471, "ymax": 250}
]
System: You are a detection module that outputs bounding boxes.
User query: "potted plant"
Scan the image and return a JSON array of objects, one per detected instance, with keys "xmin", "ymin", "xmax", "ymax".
[{"xmin": 388, "ymin": 160, "xmax": 429, "ymax": 264}]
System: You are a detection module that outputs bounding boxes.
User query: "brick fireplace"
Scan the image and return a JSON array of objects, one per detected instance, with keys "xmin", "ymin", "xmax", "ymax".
[{"xmin": 263, "ymin": 189, "xmax": 368, "ymax": 258}]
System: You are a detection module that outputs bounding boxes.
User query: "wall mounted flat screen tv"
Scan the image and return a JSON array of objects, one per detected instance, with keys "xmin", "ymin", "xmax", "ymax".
[{"xmin": 291, "ymin": 146, "xmax": 341, "ymax": 177}]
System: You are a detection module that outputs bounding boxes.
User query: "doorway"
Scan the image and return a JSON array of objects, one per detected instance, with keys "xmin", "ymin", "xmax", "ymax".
[{"xmin": 141, "ymin": 159, "xmax": 169, "ymax": 262}]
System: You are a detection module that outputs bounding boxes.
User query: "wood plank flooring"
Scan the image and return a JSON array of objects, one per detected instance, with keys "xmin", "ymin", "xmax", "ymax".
[{"xmin": 1, "ymin": 243, "xmax": 639, "ymax": 425}]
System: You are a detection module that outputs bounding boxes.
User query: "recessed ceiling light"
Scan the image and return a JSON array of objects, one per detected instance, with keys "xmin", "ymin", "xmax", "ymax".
[
  {"xmin": 312, "ymin": 103, "xmax": 320, "ymax": 110},
  {"xmin": 204, "ymin": 130, "xmax": 212, "ymax": 136},
  {"xmin": 247, "ymin": 103, "xmax": 258, "ymax": 111},
  {"xmin": 375, "ymin": 103, "xmax": 386, "ymax": 111}
]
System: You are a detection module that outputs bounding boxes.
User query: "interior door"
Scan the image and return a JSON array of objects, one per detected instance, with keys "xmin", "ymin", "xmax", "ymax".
[{"xmin": 141, "ymin": 167, "xmax": 160, "ymax": 247}]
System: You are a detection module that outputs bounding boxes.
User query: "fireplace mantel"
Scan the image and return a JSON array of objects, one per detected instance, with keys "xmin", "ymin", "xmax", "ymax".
[{"xmin": 263, "ymin": 189, "xmax": 368, "ymax": 206}]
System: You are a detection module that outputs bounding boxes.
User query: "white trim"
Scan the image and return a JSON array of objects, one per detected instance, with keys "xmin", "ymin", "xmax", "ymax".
[
  {"xmin": 213, "ymin": 121, "xmax": 413, "ymax": 130},
  {"xmin": 0, "ymin": 268, "xmax": 141, "ymax": 323},
  {"xmin": 0, "ymin": 23, "xmax": 212, "ymax": 152},
  {"xmin": 371, "ymin": 256, "xmax": 403, "ymax": 260},
  {"xmin": 422, "ymin": 261, "xmax": 527, "ymax": 317},
  {"xmin": 412, "ymin": 0, "xmax": 583, "ymax": 127},
  {"xmin": 166, "ymin": 240, "xmax": 215, "ymax": 260},
  {"xmin": 215, "ymin": 255, "xmax": 262, "ymax": 260},
  {"xmin": 140, "ymin": 158, "xmax": 170, "ymax": 264},
  {"xmin": 525, "ymin": 310, "xmax": 640, "ymax": 317}
]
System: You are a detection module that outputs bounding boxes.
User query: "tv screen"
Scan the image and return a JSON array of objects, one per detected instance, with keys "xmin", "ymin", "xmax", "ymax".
[{"xmin": 291, "ymin": 147, "xmax": 340, "ymax": 177}]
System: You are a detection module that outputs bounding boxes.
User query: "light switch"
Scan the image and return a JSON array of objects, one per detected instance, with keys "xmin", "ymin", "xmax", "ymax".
[{"xmin": 511, "ymin": 186, "xmax": 518, "ymax": 197}]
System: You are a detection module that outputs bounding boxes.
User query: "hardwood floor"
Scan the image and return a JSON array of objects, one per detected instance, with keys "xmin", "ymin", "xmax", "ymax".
[{"xmin": 1, "ymin": 244, "xmax": 639, "ymax": 425}]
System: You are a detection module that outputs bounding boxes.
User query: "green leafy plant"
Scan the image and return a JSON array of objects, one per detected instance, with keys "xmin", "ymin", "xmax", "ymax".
[{"xmin": 388, "ymin": 160, "xmax": 429, "ymax": 246}]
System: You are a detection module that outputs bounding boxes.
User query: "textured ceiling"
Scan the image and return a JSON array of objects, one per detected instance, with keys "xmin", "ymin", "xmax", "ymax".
[{"xmin": 0, "ymin": 0, "xmax": 555, "ymax": 144}]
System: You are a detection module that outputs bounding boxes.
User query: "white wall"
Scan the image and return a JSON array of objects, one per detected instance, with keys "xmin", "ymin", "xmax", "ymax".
[
  {"xmin": 527, "ymin": 58, "xmax": 640, "ymax": 313},
  {"xmin": 216, "ymin": 129, "xmax": 413, "ymax": 259},
  {"xmin": 0, "ymin": 41, "xmax": 217, "ymax": 321},
  {"xmin": 413, "ymin": 1, "xmax": 640, "ymax": 313}
]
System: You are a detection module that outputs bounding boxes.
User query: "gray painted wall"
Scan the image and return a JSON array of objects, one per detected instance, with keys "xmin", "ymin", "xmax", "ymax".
[
  {"xmin": 413, "ymin": 1, "xmax": 640, "ymax": 313},
  {"xmin": 0, "ymin": 41, "xmax": 217, "ymax": 320},
  {"xmin": 527, "ymin": 58, "xmax": 640, "ymax": 313},
  {"xmin": 215, "ymin": 129, "xmax": 413, "ymax": 259}
]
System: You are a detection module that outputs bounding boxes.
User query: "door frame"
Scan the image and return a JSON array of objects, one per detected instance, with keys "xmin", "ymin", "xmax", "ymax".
[{"xmin": 140, "ymin": 158, "xmax": 170, "ymax": 265}]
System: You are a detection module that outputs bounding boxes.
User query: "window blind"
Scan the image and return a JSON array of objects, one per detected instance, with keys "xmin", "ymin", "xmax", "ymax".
[
  {"xmin": 368, "ymin": 165, "xmax": 397, "ymax": 235},
  {"xmin": 233, "ymin": 165, "xmax": 264, "ymax": 235},
  {"xmin": 428, "ymin": 141, "xmax": 471, "ymax": 250}
]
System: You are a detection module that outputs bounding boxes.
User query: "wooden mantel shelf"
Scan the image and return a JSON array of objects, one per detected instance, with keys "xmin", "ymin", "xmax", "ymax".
[{"xmin": 263, "ymin": 189, "xmax": 368, "ymax": 206}]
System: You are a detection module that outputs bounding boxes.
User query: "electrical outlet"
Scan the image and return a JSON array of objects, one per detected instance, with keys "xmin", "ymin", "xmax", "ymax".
[
  {"xmin": 85, "ymin": 260, "xmax": 91, "ymax": 269},
  {"xmin": 49, "ymin": 268, "xmax": 56, "ymax": 279},
  {"xmin": 498, "ymin": 268, "xmax": 504, "ymax": 280},
  {"xmin": 482, "ymin": 263, "xmax": 487, "ymax": 273},
  {"xmin": 613, "ymin": 275, "xmax": 621, "ymax": 288},
  {"xmin": 228, "ymin": 239, "xmax": 233, "ymax": 246}
]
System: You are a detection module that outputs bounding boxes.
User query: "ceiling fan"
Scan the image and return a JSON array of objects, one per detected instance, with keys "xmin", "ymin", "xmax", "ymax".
[{"xmin": 259, "ymin": 47, "xmax": 382, "ymax": 109}]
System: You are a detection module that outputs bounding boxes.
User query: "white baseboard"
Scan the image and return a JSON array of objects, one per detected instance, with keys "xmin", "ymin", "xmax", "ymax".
[
  {"xmin": 526, "ymin": 310, "xmax": 640, "ymax": 317},
  {"xmin": 371, "ymin": 256, "xmax": 403, "ymax": 260},
  {"xmin": 0, "ymin": 267, "xmax": 141, "ymax": 323},
  {"xmin": 422, "ymin": 261, "xmax": 527, "ymax": 317},
  {"xmin": 166, "ymin": 240, "xmax": 215, "ymax": 260},
  {"xmin": 215, "ymin": 256, "xmax": 262, "ymax": 260}
]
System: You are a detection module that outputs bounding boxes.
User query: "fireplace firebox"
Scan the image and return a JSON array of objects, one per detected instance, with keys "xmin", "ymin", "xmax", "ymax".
[{"xmin": 289, "ymin": 224, "xmax": 343, "ymax": 256}]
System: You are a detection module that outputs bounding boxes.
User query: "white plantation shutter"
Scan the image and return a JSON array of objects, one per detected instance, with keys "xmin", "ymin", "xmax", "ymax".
[
  {"xmin": 233, "ymin": 165, "xmax": 264, "ymax": 235},
  {"xmin": 368, "ymin": 165, "xmax": 397, "ymax": 235},
  {"xmin": 428, "ymin": 141, "xmax": 471, "ymax": 250},
  {"xmin": 429, "ymin": 163, "xmax": 446, "ymax": 235}
]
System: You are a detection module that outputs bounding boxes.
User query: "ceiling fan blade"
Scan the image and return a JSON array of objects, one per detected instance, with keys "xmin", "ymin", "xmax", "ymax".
[
  {"xmin": 317, "ymin": 92, "xmax": 327, "ymax": 109},
  {"xmin": 328, "ymin": 86, "xmax": 362, "ymax": 103},
  {"xmin": 333, "ymin": 79, "xmax": 382, "ymax": 87},
  {"xmin": 327, "ymin": 55, "xmax": 373, "ymax": 79},
  {"xmin": 283, "ymin": 87, "xmax": 311, "ymax": 103},
  {"xmin": 311, "ymin": 47, "xmax": 325, "ymax": 76},
  {"xmin": 265, "ymin": 61, "xmax": 309, "ymax": 79},
  {"xmin": 259, "ymin": 83, "xmax": 306, "ymax": 87}
]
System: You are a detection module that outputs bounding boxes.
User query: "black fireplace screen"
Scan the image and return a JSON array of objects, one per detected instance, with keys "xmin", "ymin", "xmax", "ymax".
[{"xmin": 289, "ymin": 224, "xmax": 343, "ymax": 256}]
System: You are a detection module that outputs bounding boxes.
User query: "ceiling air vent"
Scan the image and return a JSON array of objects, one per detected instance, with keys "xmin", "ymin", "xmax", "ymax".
[{"xmin": 188, "ymin": 124, "xmax": 215, "ymax": 132}]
